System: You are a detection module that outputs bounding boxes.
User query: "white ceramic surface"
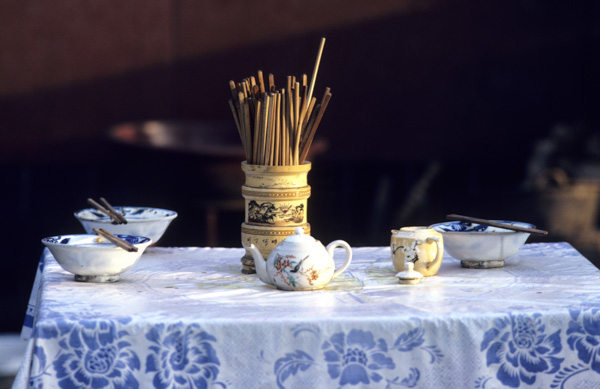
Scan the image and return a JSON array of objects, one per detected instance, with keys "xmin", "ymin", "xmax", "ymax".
[
  {"xmin": 429, "ymin": 220, "xmax": 533, "ymax": 268},
  {"xmin": 395, "ymin": 261, "xmax": 424, "ymax": 284},
  {"xmin": 74, "ymin": 206, "xmax": 177, "ymax": 243},
  {"xmin": 245, "ymin": 227, "xmax": 352, "ymax": 291},
  {"xmin": 41, "ymin": 234, "xmax": 152, "ymax": 282}
]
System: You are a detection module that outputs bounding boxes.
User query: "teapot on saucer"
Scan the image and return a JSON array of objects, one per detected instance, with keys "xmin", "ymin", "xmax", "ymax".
[{"xmin": 244, "ymin": 227, "xmax": 352, "ymax": 291}]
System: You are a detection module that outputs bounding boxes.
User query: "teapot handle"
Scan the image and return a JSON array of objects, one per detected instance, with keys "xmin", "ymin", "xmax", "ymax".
[
  {"xmin": 425, "ymin": 236, "xmax": 443, "ymax": 269},
  {"xmin": 326, "ymin": 240, "xmax": 352, "ymax": 279}
]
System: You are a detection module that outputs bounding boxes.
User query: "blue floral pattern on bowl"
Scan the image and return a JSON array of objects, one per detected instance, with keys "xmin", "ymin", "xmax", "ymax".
[
  {"xmin": 74, "ymin": 206, "xmax": 177, "ymax": 243},
  {"xmin": 432, "ymin": 221, "xmax": 535, "ymax": 233},
  {"xmin": 430, "ymin": 220, "xmax": 535, "ymax": 266},
  {"xmin": 76, "ymin": 207, "xmax": 177, "ymax": 222},
  {"xmin": 42, "ymin": 234, "xmax": 151, "ymax": 246},
  {"xmin": 41, "ymin": 234, "xmax": 152, "ymax": 282}
]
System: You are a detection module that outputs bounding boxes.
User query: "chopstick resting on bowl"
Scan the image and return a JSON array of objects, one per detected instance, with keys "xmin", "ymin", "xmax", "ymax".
[
  {"xmin": 446, "ymin": 214, "xmax": 548, "ymax": 236},
  {"xmin": 87, "ymin": 198, "xmax": 128, "ymax": 224},
  {"xmin": 93, "ymin": 228, "xmax": 138, "ymax": 252}
]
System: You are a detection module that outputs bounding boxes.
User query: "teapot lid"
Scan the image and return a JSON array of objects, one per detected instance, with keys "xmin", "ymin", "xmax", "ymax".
[
  {"xmin": 396, "ymin": 261, "xmax": 424, "ymax": 284},
  {"xmin": 283, "ymin": 227, "xmax": 315, "ymax": 244}
]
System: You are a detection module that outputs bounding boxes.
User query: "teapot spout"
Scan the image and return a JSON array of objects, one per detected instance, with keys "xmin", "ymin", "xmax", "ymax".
[{"xmin": 244, "ymin": 244, "xmax": 271, "ymax": 285}]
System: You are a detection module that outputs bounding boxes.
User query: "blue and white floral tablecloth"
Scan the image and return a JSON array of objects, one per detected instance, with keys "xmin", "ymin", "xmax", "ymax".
[{"xmin": 14, "ymin": 243, "xmax": 600, "ymax": 388}]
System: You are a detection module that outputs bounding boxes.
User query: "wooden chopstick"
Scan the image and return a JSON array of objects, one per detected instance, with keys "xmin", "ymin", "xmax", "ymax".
[
  {"xmin": 87, "ymin": 198, "xmax": 126, "ymax": 224},
  {"xmin": 268, "ymin": 73, "xmax": 275, "ymax": 92},
  {"xmin": 93, "ymin": 228, "xmax": 138, "ymax": 252},
  {"xmin": 446, "ymin": 214, "xmax": 549, "ymax": 235},
  {"xmin": 299, "ymin": 91, "xmax": 331, "ymax": 164},
  {"xmin": 252, "ymin": 100, "xmax": 262, "ymax": 164},
  {"xmin": 306, "ymin": 38, "xmax": 325, "ymax": 113},
  {"xmin": 99, "ymin": 197, "xmax": 127, "ymax": 224},
  {"xmin": 257, "ymin": 70, "xmax": 266, "ymax": 94}
]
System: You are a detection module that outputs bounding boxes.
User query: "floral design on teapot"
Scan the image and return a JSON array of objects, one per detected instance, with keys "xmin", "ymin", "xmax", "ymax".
[{"xmin": 273, "ymin": 253, "xmax": 332, "ymax": 288}]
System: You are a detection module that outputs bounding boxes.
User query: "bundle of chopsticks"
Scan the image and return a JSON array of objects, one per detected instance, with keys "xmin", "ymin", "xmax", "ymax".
[{"xmin": 228, "ymin": 37, "xmax": 331, "ymax": 166}]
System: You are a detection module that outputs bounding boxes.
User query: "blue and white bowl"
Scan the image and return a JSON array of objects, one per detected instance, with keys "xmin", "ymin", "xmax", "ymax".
[
  {"xmin": 74, "ymin": 206, "xmax": 177, "ymax": 244},
  {"xmin": 42, "ymin": 234, "xmax": 152, "ymax": 282},
  {"xmin": 429, "ymin": 221, "xmax": 534, "ymax": 268}
]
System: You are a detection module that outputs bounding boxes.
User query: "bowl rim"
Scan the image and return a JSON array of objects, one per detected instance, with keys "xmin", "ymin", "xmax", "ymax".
[
  {"xmin": 74, "ymin": 206, "xmax": 178, "ymax": 223},
  {"xmin": 429, "ymin": 220, "xmax": 535, "ymax": 235},
  {"xmin": 42, "ymin": 233, "xmax": 152, "ymax": 248}
]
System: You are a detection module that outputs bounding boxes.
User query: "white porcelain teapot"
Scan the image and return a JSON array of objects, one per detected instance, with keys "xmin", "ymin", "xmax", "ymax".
[{"xmin": 244, "ymin": 227, "xmax": 352, "ymax": 290}]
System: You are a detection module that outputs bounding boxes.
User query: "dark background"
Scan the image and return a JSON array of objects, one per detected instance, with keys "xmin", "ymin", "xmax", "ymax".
[{"xmin": 1, "ymin": 0, "xmax": 599, "ymax": 333}]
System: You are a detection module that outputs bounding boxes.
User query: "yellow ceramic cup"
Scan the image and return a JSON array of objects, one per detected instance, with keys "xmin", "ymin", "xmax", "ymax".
[{"xmin": 391, "ymin": 226, "xmax": 443, "ymax": 276}]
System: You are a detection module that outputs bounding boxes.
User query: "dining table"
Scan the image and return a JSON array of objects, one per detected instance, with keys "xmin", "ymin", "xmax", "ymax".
[{"xmin": 13, "ymin": 242, "xmax": 600, "ymax": 388}]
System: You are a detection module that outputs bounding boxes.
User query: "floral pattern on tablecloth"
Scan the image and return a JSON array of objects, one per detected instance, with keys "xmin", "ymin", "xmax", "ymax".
[
  {"xmin": 27, "ymin": 315, "xmax": 226, "ymax": 389},
  {"xmin": 30, "ymin": 318, "xmax": 140, "ymax": 389},
  {"xmin": 15, "ymin": 244, "xmax": 600, "ymax": 388},
  {"xmin": 145, "ymin": 323, "xmax": 224, "ymax": 389},
  {"xmin": 22, "ymin": 308, "xmax": 600, "ymax": 388},
  {"xmin": 269, "ymin": 318, "xmax": 444, "ymax": 388},
  {"xmin": 480, "ymin": 312, "xmax": 563, "ymax": 387},
  {"xmin": 474, "ymin": 307, "xmax": 600, "ymax": 389}
]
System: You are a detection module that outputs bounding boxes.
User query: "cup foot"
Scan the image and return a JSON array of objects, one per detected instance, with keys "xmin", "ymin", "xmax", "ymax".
[
  {"xmin": 461, "ymin": 259, "xmax": 504, "ymax": 269},
  {"xmin": 397, "ymin": 277, "xmax": 424, "ymax": 284},
  {"xmin": 74, "ymin": 274, "xmax": 120, "ymax": 282}
]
